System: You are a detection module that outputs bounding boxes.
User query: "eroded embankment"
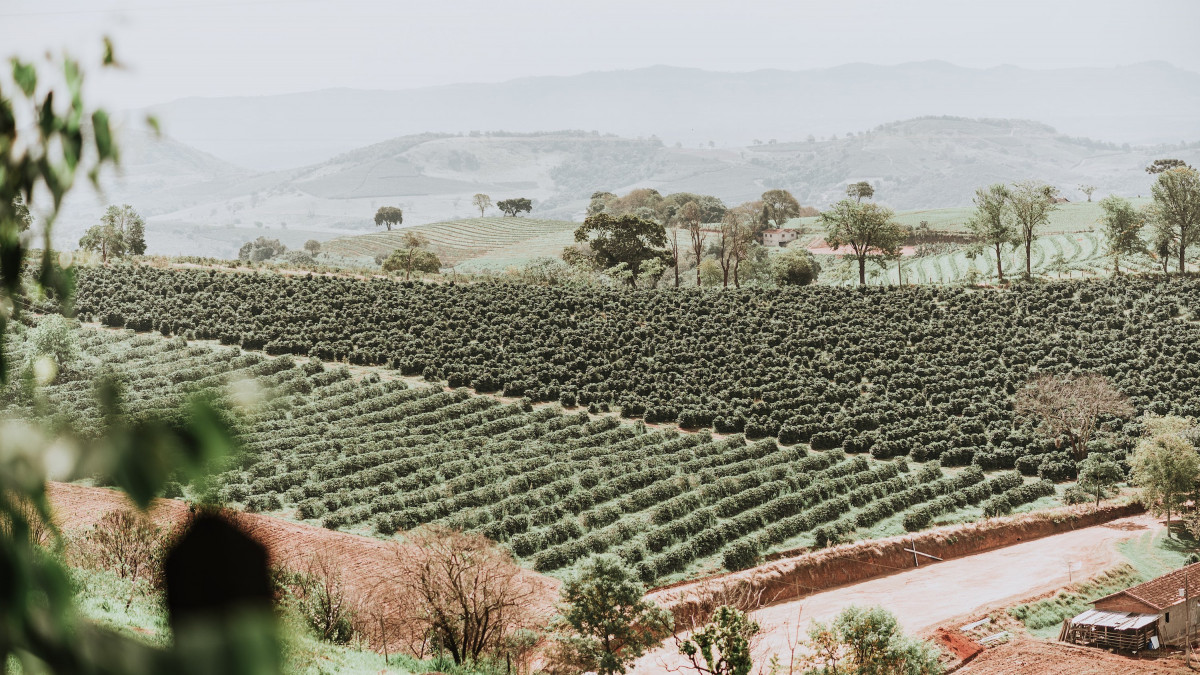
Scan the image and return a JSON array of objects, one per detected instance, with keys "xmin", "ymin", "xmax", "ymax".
[{"xmin": 653, "ymin": 501, "xmax": 1145, "ymax": 627}]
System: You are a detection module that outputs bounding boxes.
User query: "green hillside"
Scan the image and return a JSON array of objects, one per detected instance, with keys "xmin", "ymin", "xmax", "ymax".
[{"xmin": 322, "ymin": 216, "xmax": 576, "ymax": 267}]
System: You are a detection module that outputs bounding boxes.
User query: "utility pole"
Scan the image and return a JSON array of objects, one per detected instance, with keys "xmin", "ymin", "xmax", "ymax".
[{"xmin": 1186, "ymin": 568, "xmax": 1193, "ymax": 666}]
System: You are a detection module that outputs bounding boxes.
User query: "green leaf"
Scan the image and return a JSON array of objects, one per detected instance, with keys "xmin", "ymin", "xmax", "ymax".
[
  {"xmin": 145, "ymin": 114, "xmax": 161, "ymax": 137},
  {"xmin": 102, "ymin": 36, "xmax": 117, "ymax": 66},
  {"xmin": 92, "ymin": 109, "xmax": 115, "ymax": 162},
  {"xmin": 11, "ymin": 58, "xmax": 36, "ymax": 97}
]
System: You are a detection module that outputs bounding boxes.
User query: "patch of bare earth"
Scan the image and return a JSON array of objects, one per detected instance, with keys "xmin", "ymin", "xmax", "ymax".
[{"xmin": 958, "ymin": 634, "xmax": 1188, "ymax": 674}]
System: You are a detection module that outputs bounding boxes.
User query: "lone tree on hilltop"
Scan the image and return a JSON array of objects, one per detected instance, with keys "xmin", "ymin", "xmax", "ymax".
[
  {"xmin": 303, "ymin": 239, "xmax": 321, "ymax": 256},
  {"xmin": 846, "ymin": 181, "xmax": 875, "ymax": 203},
  {"xmin": 965, "ymin": 183, "xmax": 1017, "ymax": 284},
  {"xmin": 571, "ymin": 212, "xmax": 669, "ymax": 288},
  {"xmin": 1098, "ymin": 195, "xmax": 1146, "ymax": 275},
  {"xmin": 1147, "ymin": 158, "xmax": 1192, "ymax": 175},
  {"xmin": 760, "ymin": 189, "xmax": 801, "ymax": 229},
  {"xmin": 1078, "ymin": 184, "xmax": 1097, "ymax": 202},
  {"xmin": 472, "ymin": 193, "xmax": 492, "ymax": 217},
  {"xmin": 820, "ymin": 199, "xmax": 905, "ymax": 285},
  {"xmin": 374, "ymin": 206, "xmax": 403, "ymax": 231},
  {"xmin": 1014, "ymin": 373, "xmax": 1134, "ymax": 461},
  {"xmin": 1148, "ymin": 166, "xmax": 1200, "ymax": 273},
  {"xmin": 1009, "ymin": 180, "xmax": 1059, "ymax": 278},
  {"xmin": 79, "ymin": 203, "xmax": 146, "ymax": 263},
  {"xmin": 498, "ymin": 197, "xmax": 532, "ymax": 217}
]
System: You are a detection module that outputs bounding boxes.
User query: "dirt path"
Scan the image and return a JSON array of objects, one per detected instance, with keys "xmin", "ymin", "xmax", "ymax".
[{"xmin": 634, "ymin": 514, "xmax": 1162, "ymax": 672}]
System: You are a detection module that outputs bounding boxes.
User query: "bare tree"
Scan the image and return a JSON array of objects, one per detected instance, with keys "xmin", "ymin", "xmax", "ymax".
[
  {"xmin": 393, "ymin": 525, "xmax": 538, "ymax": 666},
  {"xmin": 87, "ymin": 509, "xmax": 164, "ymax": 610},
  {"xmin": 299, "ymin": 549, "xmax": 356, "ymax": 644},
  {"xmin": 1015, "ymin": 373, "xmax": 1135, "ymax": 461},
  {"xmin": 472, "ymin": 193, "xmax": 492, "ymax": 217},
  {"xmin": 680, "ymin": 201, "xmax": 706, "ymax": 286}
]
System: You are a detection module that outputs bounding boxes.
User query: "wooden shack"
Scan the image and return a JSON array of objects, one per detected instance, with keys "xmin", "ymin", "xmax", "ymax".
[{"xmin": 1063, "ymin": 561, "xmax": 1200, "ymax": 649}]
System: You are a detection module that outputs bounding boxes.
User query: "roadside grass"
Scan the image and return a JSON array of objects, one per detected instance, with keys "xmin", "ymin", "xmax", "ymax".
[
  {"xmin": 1008, "ymin": 520, "xmax": 1200, "ymax": 639},
  {"xmin": 1007, "ymin": 564, "xmax": 1144, "ymax": 639}
]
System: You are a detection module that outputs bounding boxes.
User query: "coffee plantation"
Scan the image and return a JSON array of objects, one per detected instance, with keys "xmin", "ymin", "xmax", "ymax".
[
  {"xmin": 54, "ymin": 267, "xmax": 1197, "ymax": 473},
  {"xmin": 4, "ymin": 320, "xmax": 1060, "ymax": 585}
]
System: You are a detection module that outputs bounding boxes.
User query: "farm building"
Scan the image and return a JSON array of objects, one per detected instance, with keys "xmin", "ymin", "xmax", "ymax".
[
  {"xmin": 759, "ymin": 229, "xmax": 800, "ymax": 247},
  {"xmin": 1062, "ymin": 561, "xmax": 1200, "ymax": 650}
]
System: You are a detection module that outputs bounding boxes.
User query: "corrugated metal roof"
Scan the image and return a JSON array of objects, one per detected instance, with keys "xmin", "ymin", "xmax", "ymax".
[
  {"xmin": 1070, "ymin": 609, "xmax": 1159, "ymax": 630},
  {"xmin": 1094, "ymin": 561, "xmax": 1200, "ymax": 611}
]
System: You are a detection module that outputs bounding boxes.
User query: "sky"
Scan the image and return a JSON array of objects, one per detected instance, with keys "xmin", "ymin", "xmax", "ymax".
[{"xmin": 2, "ymin": 0, "xmax": 1199, "ymax": 109}]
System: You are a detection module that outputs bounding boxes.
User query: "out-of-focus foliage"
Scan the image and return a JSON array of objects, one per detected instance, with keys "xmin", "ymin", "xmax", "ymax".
[{"xmin": 1, "ymin": 47, "xmax": 274, "ymax": 674}]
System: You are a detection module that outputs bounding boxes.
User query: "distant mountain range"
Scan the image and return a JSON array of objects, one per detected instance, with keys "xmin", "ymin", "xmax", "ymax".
[
  {"xmin": 49, "ymin": 115, "xmax": 1200, "ymax": 259},
  {"xmin": 140, "ymin": 61, "xmax": 1200, "ymax": 170}
]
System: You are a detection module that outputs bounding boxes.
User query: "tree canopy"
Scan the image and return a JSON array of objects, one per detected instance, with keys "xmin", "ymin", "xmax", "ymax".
[
  {"xmin": 1147, "ymin": 158, "xmax": 1192, "ymax": 174},
  {"xmin": 572, "ymin": 212, "xmax": 669, "ymax": 287},
  {"xmin": 820, "ymin": 199, "xmax": 905, "ymax": 285},
  {"xmin": 1098, "ymin": 195, "xmax": 1145, "ymax": 274},
  {"xmin": 1131, "ymin": 420, "xmax": 1200, "ymax": 532},
  {"xmin": 771, "ymin": 247, "xmax": 821, "ymax": 286},
  {"xmin": 79, "ymin": 204, "xmax": 146, "ymax": 262},
  {"xmin": 374, "ymin": 206, "xmax": 403, "ymax": 231},
  {"xmin": 965, "ymin": 184, "xmax": 1017, "ymax": 283},
  {"xmin": 498, "ymin": 197, "xmax": 533, "ymax": 217},
  {"xmin": 760, "ymin": 189, "xmax": 801, "ymax": 229},
  {"xmin": 381, "ymin": 231, "xmax": 441, "ymax": 279},
  {"xmin": 554, "ymin": 555, "xmax": 672, "ymax": 675},
  {"xmin": 238, "ymin": 236, "xmax": 287, "ymax": 262},
  {"xmin": 1148, "ymin": 166, "xmax": 1200, "ymax": 273},
  {"xmin": 845, "ymin": 181, "xmax": 875, "ymax": 203},
  {"xmin": 1009, "ymin": 180, "xmax": 1059, "ymax": 278}
]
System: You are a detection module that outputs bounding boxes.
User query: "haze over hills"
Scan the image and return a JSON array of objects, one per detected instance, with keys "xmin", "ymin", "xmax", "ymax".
[
  {"xmin": 49, "ymin": 117, "xmax": 1200, "ymax": 258},
  {"xmin": 141, "ymin": 61, "xmax": 1200, "ymax": 170}
]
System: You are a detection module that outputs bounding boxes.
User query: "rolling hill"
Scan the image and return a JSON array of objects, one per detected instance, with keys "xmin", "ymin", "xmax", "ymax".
[
  {"xmin": 141, "ymin": 62, "xmax": 1200, "ymax": 170},
  {"xmin": 52, "ymin": 117, "xmax": 1200, "ymax": 259},
  {"xmin": 322, "ymin": 217, "xmax": 577, "ymax": 268}
]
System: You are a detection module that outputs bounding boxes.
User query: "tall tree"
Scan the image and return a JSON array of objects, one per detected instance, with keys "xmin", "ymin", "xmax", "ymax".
[
  {"xmin": 964, "ymin": 184, "xmax": 1017, "ymax": 283},
  {"xmin": 588, "ymin": 191, "xmax": 617, "ymax": 217},
  {"xmin": 717, "ymin": 204, "xmax": 756, "ymax": 288},
  {"xmin": 472, "ymin": 193, "xmax": 492, "ymax": 217},
  {"xmin": 497, "ymin": 197, "xmax": 533, "ymax": 217},
  {"xmin": 821, "ymin": 200, "xmax": 906, "ymax": 285},
  {"xmin": 1098, "ymin": 195, "xmax": 1145, "ymax": 274},
  {"xmin": 572, "ymin": 213, "xmax": 669, "ymax": 288},
  {"xmin": 1131, "ymin": 424, "xmax": 1200, "ymax": 534},
  {"xmin": 846, "ymin": 181, "xmax": 875, "ymax": 203},
  {"xmin": 679, "ymin": 201, "xmax": 706, "ymax": 286},
  {"xmin": 1009, "ymin": 180, "xmax": 1059, "ymax": 278},
  {"xmin": 374, "ymin": 206, "xmax": 403, "ymax": 231},
  {"xmin": 80, "ymin": 204, "xmax": 146, "ymax": 262},
  {"xmin": 1078, "ymin": 184, "xmax": 1097, "ymax": 202},
  {"xmin": 1148, "ymin": 166, "xmax": 1200, "ymax": 273},
  {"xmin": 760, "ymin": 189, "xmax": 801, "ymax": 229},
  {"xmin": 554, "ymin": 555, "xmax": 672, "ymax": 675}
]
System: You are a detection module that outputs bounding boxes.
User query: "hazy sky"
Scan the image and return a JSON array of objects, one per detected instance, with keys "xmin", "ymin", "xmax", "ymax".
[{"xmin": 3, "ymin": 0, "xmax": 1199, "ymax": 109}]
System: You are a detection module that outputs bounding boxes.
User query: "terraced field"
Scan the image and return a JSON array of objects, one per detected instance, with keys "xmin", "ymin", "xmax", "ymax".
[
  {"xmin": 3, "ymin": 322, "xmax": 1061, "ymax": 586},
  {"xmin": 322, "ymin": 217, "xmax": 576, "ymax": 267}
]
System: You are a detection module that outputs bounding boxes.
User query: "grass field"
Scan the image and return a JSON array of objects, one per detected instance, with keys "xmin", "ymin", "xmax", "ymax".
[{"xmin": 322, "ymin": 217, "xmax": 576, "ymax": 267}]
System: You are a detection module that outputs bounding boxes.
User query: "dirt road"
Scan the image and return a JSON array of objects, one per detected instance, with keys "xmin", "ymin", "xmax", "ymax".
[{"xmin": 634, "ymin": 514, "xmax": 1162, "ymax": 672}]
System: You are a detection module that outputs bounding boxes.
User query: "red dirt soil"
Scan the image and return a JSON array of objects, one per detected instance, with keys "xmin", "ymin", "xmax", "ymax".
[
  {"xmin": 933, "ymin": 628, "xmax": 983, "ymax": 663},
  {"xmin": 48, "ymin": 482, "xmax": 560, "ymax": 621},
  {"xmin": 958, "ymin": 634, "xmax": 1188, "ymax": 674}
]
